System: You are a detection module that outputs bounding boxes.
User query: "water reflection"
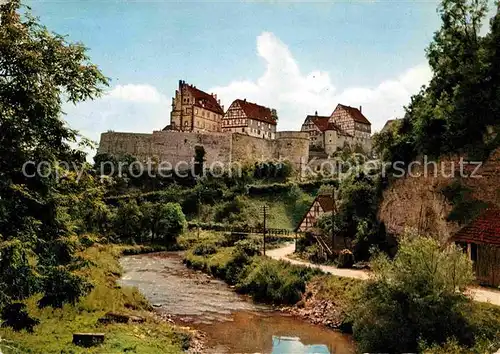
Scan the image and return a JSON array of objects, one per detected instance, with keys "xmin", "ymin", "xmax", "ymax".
[{"xmin": 272, "ymin": 336, "xmax": 330, "ymax": 354}]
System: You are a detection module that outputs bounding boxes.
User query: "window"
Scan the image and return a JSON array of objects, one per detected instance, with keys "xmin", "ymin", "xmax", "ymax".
[
  {"xmin": 242, "ymin": 128, "xmax": 245, "ymax": 133},
  {"xmin": 195, "ymin": 109, "xmax": 198, "ymax": 114}
]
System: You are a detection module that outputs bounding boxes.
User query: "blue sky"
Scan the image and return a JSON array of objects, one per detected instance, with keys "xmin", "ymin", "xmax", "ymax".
[{"xmin": 24, "ymin": 0, "xmax": 497, "ymax": 154}]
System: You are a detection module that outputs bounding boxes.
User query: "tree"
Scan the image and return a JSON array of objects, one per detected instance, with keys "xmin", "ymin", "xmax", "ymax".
[
  {"xmin": 351, "ymin": 236, "xmax": 475, "ymax": 352},
  {"xmin": 155, "ymin": 202, "xmax": 186, "ymax": 244},
  {"xmin": 378, "ymin": 0, "xmax": 499, "ymax": 163},
  {"xmin": 0, "ymin": 0, "xmax": 107, "ymax": 310},
  {"xmin": 113, "ymin": 200, "xmax": 144, "ymax": 243}
]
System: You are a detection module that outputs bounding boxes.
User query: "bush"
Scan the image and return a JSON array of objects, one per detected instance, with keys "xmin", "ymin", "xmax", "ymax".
[
  {"xmin": 192, "ymin": 243, "xmax": 217, "ymax": 256},
  {"xmin": 234, "ymin": 239, "xmax": 261, "ymax": 257},
  {"xmin": 1, "ymin": 303, "xmax": 39, "ymax": 332},
  {"xmin": 113, "ymin": 200, "xmax": 144, "ymax": 242},
  {"xmin": 351, "ymin": 236, "xmax": 476, "ymax": 353},
  {"xmin": 0, "ymin": 241, "xmax": 40, "ymax": 301},
  {"xmin": 337, "ymin": 249, "xmax": 354, "ymax": 268},
  {"xmin": 38, "ymin": 268, "xmax": 93, "ymax": 308},
  {"xmin": 154, "ymin": 202, "xmax": 186, "ymax": 244},
  {"xmin": 237, "ymin": 258, "xmax": 321, "ymax": 304}
]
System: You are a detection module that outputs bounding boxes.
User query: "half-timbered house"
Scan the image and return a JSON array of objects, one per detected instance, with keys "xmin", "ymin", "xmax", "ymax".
[
  {"xmin": 296, "ymin": 194, "xmax": 334, "ymax": 232},
  {"xmin": 330, "ymin": 104, "xmax": 371, "ymax": 152},
  {"xmin": 222, "ymin": 99, "xmax": 277, "ymax": 139},
  {"xmin": 451, "ymin": 207, "xmax": 500, "ymax": 287}
]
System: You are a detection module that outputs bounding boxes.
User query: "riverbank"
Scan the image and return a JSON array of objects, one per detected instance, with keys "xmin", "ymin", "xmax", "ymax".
[
  {"xmin": 119, "ymin": 250, "xmax": 355, "ymax": 353},
  {"xmin": 182, "ymin": 235, "xmax": 361, "ymax": 333},
  {"xmin": 0, "ymin": 244, "xmax": 193, "ymax": 353}
]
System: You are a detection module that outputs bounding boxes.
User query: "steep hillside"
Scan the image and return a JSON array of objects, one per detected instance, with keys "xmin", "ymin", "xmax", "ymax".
[{"xmin": 379, "ymin": 148, "xmax": 500, "ymax": 242}]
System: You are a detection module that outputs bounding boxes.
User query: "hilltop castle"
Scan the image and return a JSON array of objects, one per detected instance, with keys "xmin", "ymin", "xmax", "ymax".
[{"xmin": 97, "ymin": 80, "xmax": 372, "ymax": 172}]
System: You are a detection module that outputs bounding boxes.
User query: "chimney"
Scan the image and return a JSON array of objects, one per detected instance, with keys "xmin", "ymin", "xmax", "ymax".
[
  {"xmin": 315, "ymin": 111, "xmax": 318, "ymax": 116},
  {"xmin": 244, "ymin": 98, "xmax": 246, "ymax": 102},
  {"xmin": 217, "ymin": 99, "xmax": 221, "ymax": 105},
  {"xmin": 359, "ymin": 105, "xmax": 362, "ymax": 113}
]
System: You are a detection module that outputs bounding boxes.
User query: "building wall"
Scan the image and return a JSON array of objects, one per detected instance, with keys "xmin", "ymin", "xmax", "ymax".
[
  {"xmin": 329, "ymin": 106, "xmax": 372, "ymax": 153},
  {"xmin": 98, "ymin": 130, "xmax": 310, "ymax": 172},
  {"xmin": 330, "ymin": 106, "xmax": 355, "ymax": 135},
  {"xmin": 222, "ymin": 101, "xmax": 276, "ymax": 139},
  {"xmin": 300, "ymin": 117, "xmax": 323, "ymax": 149},
  {"xmin": 169, "ymin": 83, "xmax": 223, "ymax": 133}
]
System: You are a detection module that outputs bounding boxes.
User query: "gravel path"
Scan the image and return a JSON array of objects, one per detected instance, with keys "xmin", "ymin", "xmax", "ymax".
[{"xmin": 267, "ymin": 243, "xmax": 500, "ymax": 307}]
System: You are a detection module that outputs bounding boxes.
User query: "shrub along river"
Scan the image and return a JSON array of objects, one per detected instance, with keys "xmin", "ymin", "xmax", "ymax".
[{"xmin": 119, "ymin": 252, "xmax": 354, "ymax": 353}]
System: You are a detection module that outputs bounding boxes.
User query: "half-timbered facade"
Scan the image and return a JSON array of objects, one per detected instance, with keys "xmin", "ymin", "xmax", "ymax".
[
  {"xmin": 329, "ymin": 104, "xmax": 371, "ymax": 152},
  {"xmin": 222, "ymin": 99, "xmax": 277, "ymax": 139},
  {"xmin": 166, "ymin": 80, "xmax": 224, "ymax": 133},
  {"xmin": 300, "ymin": 112, "xmax": 330, "ymax": 149},
  {"xmin": 296, "ymin": 195, "xmax": 334, "ymax": 232},
  {"xmin": 451, "ymin": 208, "xmax": 500, "ymax": 287}
]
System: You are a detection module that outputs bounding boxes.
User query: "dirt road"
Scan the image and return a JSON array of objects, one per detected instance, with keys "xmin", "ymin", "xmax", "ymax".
[{"xmin": 267, "ymin": 243, "xmax": 500, "ymax": 307}]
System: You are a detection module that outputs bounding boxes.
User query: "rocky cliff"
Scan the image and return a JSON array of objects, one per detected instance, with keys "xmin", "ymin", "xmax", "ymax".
[{"xmin": 378, "ymin": 148, "xmax": 500, "ymax": 242}]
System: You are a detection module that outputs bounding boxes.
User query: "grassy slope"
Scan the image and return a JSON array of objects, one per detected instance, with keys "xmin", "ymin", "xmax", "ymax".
[
  {"xmin": 0, "ymin": 245, "xmax": 186, "ymax": 354},
  {"xmin": 194, "ymin": 194, "xmax": 313, "ymax": 230}
]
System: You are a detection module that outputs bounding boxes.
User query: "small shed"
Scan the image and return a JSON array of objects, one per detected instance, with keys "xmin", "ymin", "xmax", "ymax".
[{"xmin": 450, "ymin": 208, "xmax": 500, "ymax": 287}]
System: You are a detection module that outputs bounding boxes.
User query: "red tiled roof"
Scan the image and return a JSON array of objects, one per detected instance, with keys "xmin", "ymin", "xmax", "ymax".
[
  {"xmin": 311, "ymin": 116, "xmax": 330, "ymax": 132},
  {"xmin": 234, "ymin": 99, "xmax": 277, "ymax": 125},
  {"xmin": 183, "ymin": 83, "xmax": 224, "ymax": 115},
  {"xmin": 317, "ymin": 195, "xmax": 334, "ymax": 212},
  {"xmin": 335, "ymin": 104, "xmax": 371, "ymax": 125},
  {"xmin": 451, "ymin": 208, "xmax": 500, "ymax": 246}
]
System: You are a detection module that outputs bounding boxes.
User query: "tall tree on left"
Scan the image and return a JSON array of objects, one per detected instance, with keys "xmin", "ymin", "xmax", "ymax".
[{"xmin": 0, "ymin": 0, "xmax": 108, "ymax": 312}]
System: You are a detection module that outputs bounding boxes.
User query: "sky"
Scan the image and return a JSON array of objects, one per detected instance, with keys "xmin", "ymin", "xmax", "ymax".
[{"xmin": 25, "ymin": 0, "xmax": 497, "ymax": 156}]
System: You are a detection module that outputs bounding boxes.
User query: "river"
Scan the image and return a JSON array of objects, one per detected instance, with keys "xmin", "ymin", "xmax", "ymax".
[{"xmin": 119, "ymin": 252, "xmax": 355, "ymax": 354}]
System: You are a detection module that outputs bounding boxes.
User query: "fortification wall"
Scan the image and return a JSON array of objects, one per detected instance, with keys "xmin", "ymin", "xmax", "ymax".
[
  {"xmin": 274, "ymin": 131, "xmax": 310, "ymax": 168},
  {"xmin": 97, "ymin": 130, "xmax": 310, "ymax": 172},
  {"xmin": 150, "ymin": 131, "xmax": 232, "ymax": 167},
  {"xmin": 98, "ymin": 132, "xmax": 153, "ymax": 161},
  {"xmin": 231, "ymin": 133, "xmax": 274, "ymax": 165}
]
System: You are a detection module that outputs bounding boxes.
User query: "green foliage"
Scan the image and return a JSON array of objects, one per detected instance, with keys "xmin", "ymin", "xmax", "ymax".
[
  {"xmin": 237, "ymin": 258, "xmax": 322, "ymax": 304},
  {"xmin": 375, "ymin": 0, "xmax": 500, "ymax": 163},
  {"xmin": 38, "ymin": 268, "xmax": 93, "ymax": 308},
  {"xmin": 184, "ymin": 241, "xmax": 321, "ymax": 305},
  {"xmin": 0, "ymin": 241, "xmax": 40, "ymax": 302},
  {"xmin": 152, "ymin": 202, "xmax": 186, "ymax": 244},
  {"xmin": 0, "ymin": 245, "xmax": 186, "ymax": 353},
  {"xmin": 192, "ymin": 243, "xmax": 217, "ymax": 256},
  {"xmin": 317, "ymin": 173, "xmax": 386, "ymax": 261},
  {"xmin": 113, "ymin": 200, "xmax": 144, "ymax": 242},
  {"xmin": 0, "ymin": 1, "xmax": 108, "ymax": 317},
  {"xmin": 351, "ymin": 236, "xmax": 477, "ymax": 352},
  {"xmin": 441, "ymin": 180, "xmax": 489, "ymax": 225},
  {"xmin": 1, "ymin": 303, "xmax": 39, "ymax": 333}
]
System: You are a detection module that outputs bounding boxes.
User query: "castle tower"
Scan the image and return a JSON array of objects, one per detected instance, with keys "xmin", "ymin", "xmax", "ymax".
[{"xmin": 164, "ymin": 80, "xmax": 224, "ymax": 133}]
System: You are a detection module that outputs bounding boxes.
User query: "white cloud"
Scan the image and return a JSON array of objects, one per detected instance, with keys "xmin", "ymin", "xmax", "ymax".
[
  {"xmin": 210, "ymin": 32, "xmax": 432, "ymax": 133},
  {"xmin": 107, "ymin": 84, "xmax": 167, "ymax": 103}
]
